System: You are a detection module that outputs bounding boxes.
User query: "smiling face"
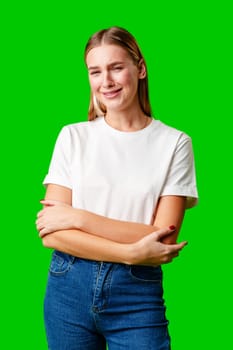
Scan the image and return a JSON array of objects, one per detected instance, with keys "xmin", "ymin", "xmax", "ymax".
[{"xmin": 86, "ymin": 44, "xmax": 146, "ymax": 115}]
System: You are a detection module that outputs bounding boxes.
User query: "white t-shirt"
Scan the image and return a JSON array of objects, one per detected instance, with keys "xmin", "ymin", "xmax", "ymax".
[{"xmin": 44, "ymin": 117, "xmax": 198, "ymax": 225}]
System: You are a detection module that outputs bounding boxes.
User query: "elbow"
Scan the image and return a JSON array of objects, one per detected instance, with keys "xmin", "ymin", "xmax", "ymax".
[
  {"xmin": 161, "ymin": 231, "xmax": 179, "ymax": 245},
  {"xmin": 41, "ymin": 234, "xmax": 54, "ymax": 249}
]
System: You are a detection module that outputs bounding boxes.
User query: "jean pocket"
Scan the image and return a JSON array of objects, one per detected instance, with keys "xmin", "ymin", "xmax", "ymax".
[
  {"xmin": 129, "ymin": 265, "xmax": 162, "ymax": 283},
  {"xmin": 49, "ymin": 251, "xmax": 75, "ymax": 276}
]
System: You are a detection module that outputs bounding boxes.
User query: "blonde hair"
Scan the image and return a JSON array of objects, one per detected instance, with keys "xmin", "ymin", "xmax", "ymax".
[{"xmin": 84, "ymin": 26, "xmax": 152, "ymax": 121}]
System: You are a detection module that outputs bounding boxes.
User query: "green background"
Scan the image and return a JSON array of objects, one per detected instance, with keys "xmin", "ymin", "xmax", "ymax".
[{"xmin": 1, "ymin": 0, "xmax": 232, "ymax": 348}]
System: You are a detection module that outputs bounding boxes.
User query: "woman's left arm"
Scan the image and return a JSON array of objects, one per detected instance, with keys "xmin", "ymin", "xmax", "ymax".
[
  {"xmin": 37, "ymin": 201, "xmax": 159, "ymax": 243},
  {"xmin": 37, "ymin": 195, "xmax": 186, "ymax": 244},
  {"xmin": 152, "ymin": 195, "xmax": 186, "ymax": 244}
]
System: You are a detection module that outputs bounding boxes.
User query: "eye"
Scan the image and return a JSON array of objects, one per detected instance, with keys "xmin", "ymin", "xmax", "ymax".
[
  {"xmin": 89, "ymin": 70, "xmax": 101, "ymax": 76},
  {"xmin": 113, "ymin": 66, "xmax": 123, "ymax": 71}
]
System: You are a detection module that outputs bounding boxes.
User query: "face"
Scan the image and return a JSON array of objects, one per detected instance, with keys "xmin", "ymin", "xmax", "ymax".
[{"xmin": 86, "ymin": 44, "xmax": 146, "ymax": 114}]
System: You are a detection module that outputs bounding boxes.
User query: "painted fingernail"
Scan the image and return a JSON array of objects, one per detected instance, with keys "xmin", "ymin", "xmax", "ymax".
[{"xmin": 169, "ymin": 225, "xmax": 176, "ymax": 230}]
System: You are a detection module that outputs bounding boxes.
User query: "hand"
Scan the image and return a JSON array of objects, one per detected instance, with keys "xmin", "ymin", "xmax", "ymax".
[
  {"xmin": 36, "ymin": 200, "xmax": 79, "ymax": 237},
  {"xmin": 130, "ymin": 227, "xmax": 188, "ymax": 266}
]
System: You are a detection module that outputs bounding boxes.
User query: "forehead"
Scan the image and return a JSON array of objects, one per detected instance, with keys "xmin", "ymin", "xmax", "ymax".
[{"xmin": 86, "ymin": 44, "xmax": 132, "ymax": 67}]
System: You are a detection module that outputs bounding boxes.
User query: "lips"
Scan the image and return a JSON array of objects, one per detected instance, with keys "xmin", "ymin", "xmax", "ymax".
[{"xmin": 102, "ymin": 88, "xmax": 122, "ymax": 98}]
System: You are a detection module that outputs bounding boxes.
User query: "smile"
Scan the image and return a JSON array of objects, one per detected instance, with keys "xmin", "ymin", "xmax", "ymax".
[{"xmin": 102, "ymin": 88, "xmax": 122, "ymax": 98}]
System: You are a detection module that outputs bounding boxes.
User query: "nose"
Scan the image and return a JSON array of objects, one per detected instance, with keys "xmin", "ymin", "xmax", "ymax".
[{"xmin": 102, "ymin": 70, "xmax": 114, "ymax": 88}]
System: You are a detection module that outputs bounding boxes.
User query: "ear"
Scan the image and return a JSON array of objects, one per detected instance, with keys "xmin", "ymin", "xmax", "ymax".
[{"xmin": 138, "ymin": 59, "xmax": 146, "ymax": 79}]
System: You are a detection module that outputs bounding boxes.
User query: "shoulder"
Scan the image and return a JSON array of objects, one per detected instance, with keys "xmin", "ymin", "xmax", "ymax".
[
  {"xmin": 57, "ymin": 118, "xmax": 102, "ymax": 139},
  {"xmin": 61, "ymin": 120, "xmax": 90, "ymax": 133},
  {"xmin": 62, "ymin": 117, "xmax": 102, "ymax": 133},
  {"xmin": 151, "ymin": 119, "xmax": 191, "ymax": 148},
  {"xmin": 154, "ymin": 119, "xmax": 189, "ymax": 138}
]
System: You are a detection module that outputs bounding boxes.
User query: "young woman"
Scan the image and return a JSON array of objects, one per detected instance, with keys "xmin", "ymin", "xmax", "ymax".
[{"xmin": 36, "ymin": 26, "xmax": 198, "ymax": 350}]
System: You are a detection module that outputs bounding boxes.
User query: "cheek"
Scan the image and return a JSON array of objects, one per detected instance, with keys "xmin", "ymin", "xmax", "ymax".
[
  {"xmin": 121, "ymin": 71, "xmax": 137, "ymax": 88},
  {"xmin": 89, "ymin": 77, "xmax": 100, "ymax": 92},
  {"xmin": 119, "ymin": 71, "xmax": 131, "ymax": 85}
]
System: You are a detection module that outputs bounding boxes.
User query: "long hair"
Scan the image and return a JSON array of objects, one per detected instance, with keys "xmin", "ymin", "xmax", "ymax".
[{"xmin": 84, "ymin": 26, "xmax": 152, "ymax": 121}]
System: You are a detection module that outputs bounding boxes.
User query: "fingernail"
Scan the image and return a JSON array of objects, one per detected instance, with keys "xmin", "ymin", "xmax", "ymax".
[{"xmin": 169, "ymin": 225, "xmax": 176, "ymax": 230}]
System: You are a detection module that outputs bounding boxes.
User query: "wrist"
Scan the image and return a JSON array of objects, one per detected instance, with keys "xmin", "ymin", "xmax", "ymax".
[
  {"xmin": 73, "ymin": 208, "xmax": 86, "ymax": 230},
  {"xmin": 122, "ymin": 243, "xmax": 141, "ymax": 265},
  {"xmin": 126, "ymin": 239, "xmax": 149, "ymax": 265}
]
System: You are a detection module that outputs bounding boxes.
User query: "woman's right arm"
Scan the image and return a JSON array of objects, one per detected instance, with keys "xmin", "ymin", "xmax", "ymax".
[
  {"xmin": 38, "ymin": 184, "xmax": 160, "ymax": 243},
  {"xmin": 38, "ymin": 184, "xmax": 187, "ymax": 265},
  {"xmin": 42, "ymin": 226, "xmax": 185, "ymax": 266},
  {"xmin": 42, "ymin": 228, "xmax": 133, "ymax": 264}
]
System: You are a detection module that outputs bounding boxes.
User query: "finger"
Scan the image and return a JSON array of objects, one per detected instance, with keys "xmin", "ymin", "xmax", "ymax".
[
  {"xmin": 40, "ymin": 199, "xmax": 68, "ymax": 206},
  {"xmin": 40, "ymin": 199, "xmax": 56, "ymax": 207},
  {"xmin": 162, "ymin": 248, "xmax": 181, "ymax": 264},
  {"xmin": 35, "ymin": 220, "xmax": 43, "ymax": 232},
  {"xmin": 164, "ymin": 249, "xmax": 180, "ymax": 264},
  {"xmin": 170, "ymin": 250, "xmax": 179, "ymax": 258},
  {"xmin": 176, "ymin": 241, "xmax": 188, "ymax": 250},
  {"xmin": 144, "ymin": 229, "xmax": 172, "ymax": 243},
  {"xmin": 37, "ymin": 210, "xmax": 44, "ymax": 218},
  {"xmin": 155, "ymin": 226, "xmax": 176, "ymax": 241},
  {"xmin": 39, "ymin": 229, "xmax": 47, "ymax": 238},
  {"xmin": 169, "ymin": 241, "xmax": 188, "ymax": 253},
  {"xmin": 170, "ymin": 251, "xmax": 179, "ymax": 260}
]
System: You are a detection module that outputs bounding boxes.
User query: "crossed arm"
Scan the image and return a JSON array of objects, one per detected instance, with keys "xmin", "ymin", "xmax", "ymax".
[{"xmin": 36, "ymin": 184, "xmax": 187, "ymax": 266}]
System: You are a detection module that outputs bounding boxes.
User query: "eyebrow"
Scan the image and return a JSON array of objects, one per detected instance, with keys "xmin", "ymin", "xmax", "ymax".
[{"xmin": 88, "ymin": 61, "xmax": 124, "ymax": 70}]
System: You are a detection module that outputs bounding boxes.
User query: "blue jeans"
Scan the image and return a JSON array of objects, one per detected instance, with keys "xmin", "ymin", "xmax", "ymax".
[{"xmin": 44, "ymin": 251, "xmax": 171, "ymax": 350}]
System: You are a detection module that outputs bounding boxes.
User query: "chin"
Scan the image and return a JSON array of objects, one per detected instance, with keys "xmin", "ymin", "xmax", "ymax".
[{"xmin": 103, "ymin": 101, "xmax": 123, "ymax": 111}]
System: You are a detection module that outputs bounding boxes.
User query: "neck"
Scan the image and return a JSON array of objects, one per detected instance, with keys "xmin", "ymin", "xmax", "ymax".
[{"xmin": 105, "ymin": 109, "xmax": 151, "ymax": 132}]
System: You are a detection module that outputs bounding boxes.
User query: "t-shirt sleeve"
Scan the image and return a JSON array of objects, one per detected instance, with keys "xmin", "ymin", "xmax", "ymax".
[
  {"xmin": 43, "ymin": 126, "xmax": 72, "ymax": 189},
  {"xmin": 160, "ymin": 134, "xmax": 198, "ymax": 209}
]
